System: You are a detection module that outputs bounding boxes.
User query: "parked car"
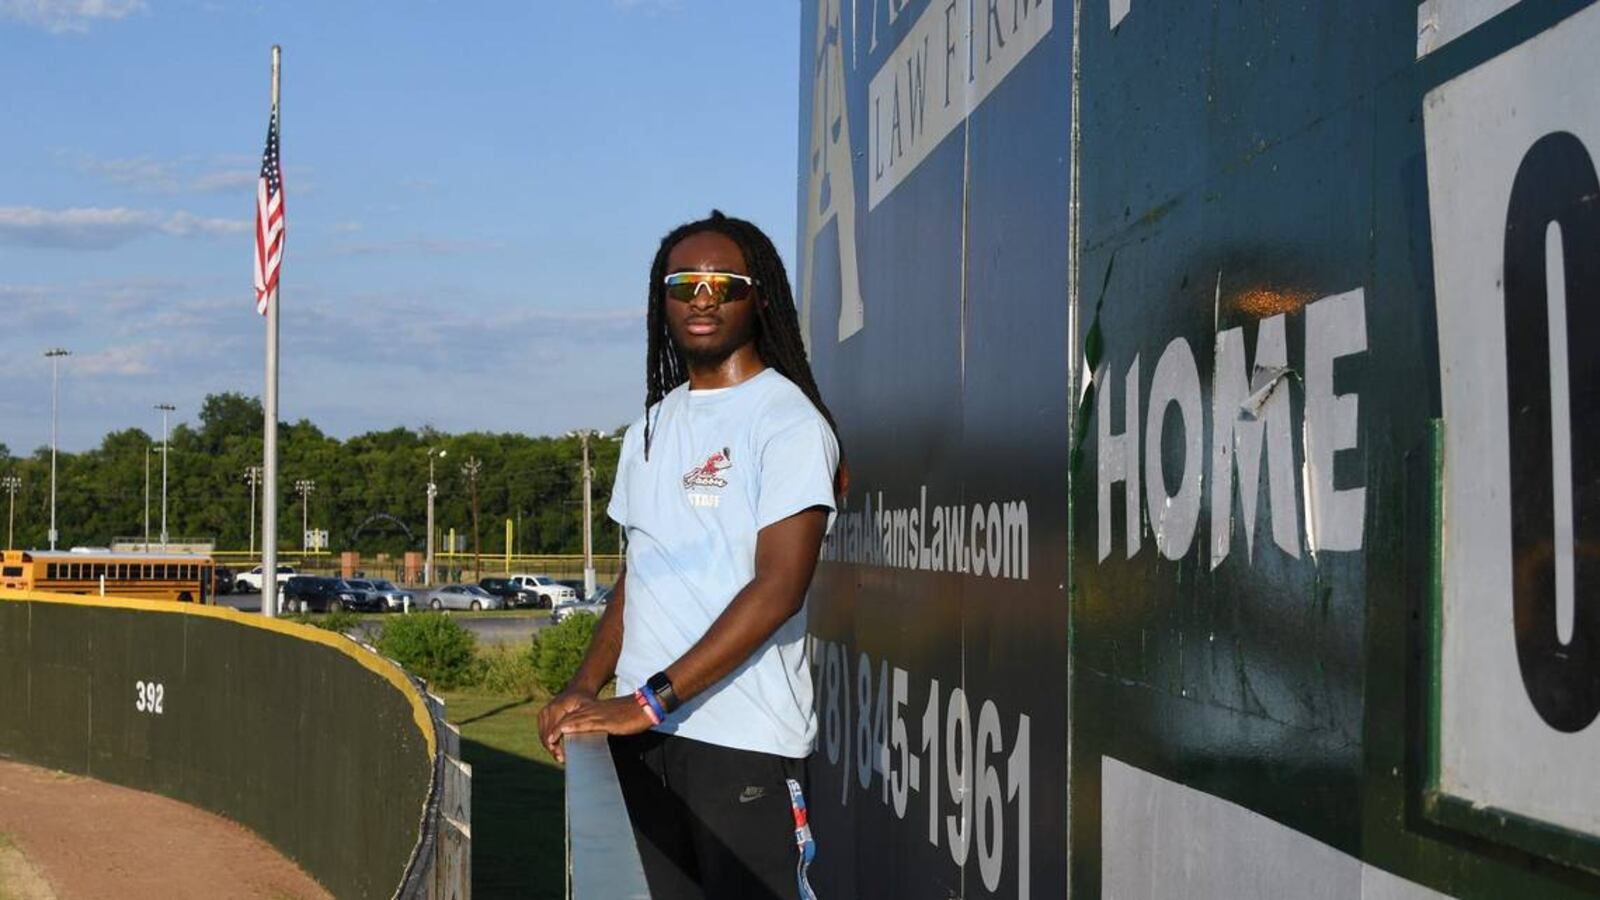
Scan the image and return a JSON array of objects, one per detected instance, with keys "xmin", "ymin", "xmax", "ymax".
[
  {"xmin": 551, "ymin": 589, "xmax": 610, "ymax": 624},
  {"xmin": 424, "ymin": 583, "xmax": 504, "ymax": 611},
  {"xmin": 282, "ymin": 576, "xmax": 378, "ymax": 613},
  {"xmin": 478, "ymin": 577, "xmax": 543, "ymax": 608},
  {"xmin": 212, "ymin": 566, "xmax": 236, "ymax": 595},
  {"xmin": 505, "ymin": 573, "xmax": 578, "ymax": 608},
  {"xmin": 555, "ymin": 578, "xmax": 587, "ymax": 601},
  {"xmin": 234, "ymin": 564, "xmax": 296, "ymax": 593},
  {"xmin": 361, "ymin": 578, "xmax": 416, "ymax": 612}
]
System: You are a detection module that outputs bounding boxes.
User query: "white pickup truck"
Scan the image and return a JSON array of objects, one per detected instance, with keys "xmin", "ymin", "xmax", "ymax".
[
  {"xmin": 233, "ymin": 564, "xmax": 296, "ymax": 593},
  {"xmin": 506, "ymin": 574, "xmax": 578, "ymax": 609}
]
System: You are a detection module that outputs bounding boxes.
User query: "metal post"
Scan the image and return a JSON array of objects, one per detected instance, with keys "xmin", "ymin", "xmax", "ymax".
[
  {"xmin": 143, "ymin": 446, "xmax": 151, "ymax": 551},
  {"xmin": 261, "ymin": 44, "xmax": 282, "ymax": 618},
  {"xmin": 245, "ymin": 465, "xmax": 262, "ymax": 556},
  {"xmin": 2, "ymin": 475, "xmax": 19, "ymax": 550},
  {"xmin": 295, "ymin": 479, "xmax": 316, "ymax": 552},
  {"xmin": 462, "ymin": 456, "xmax": 482, "ymax": 582},
  {"xmin": 44, "ymin": 347, "xmax": 69, "ymax": 550},
  {"xmin": 581, "ymin": 431, "xmax": 595, "ymax": 598},
  {"xmin": 155, "ymin": 403, "xmax": 175, "ymax": 549},
  {"xmin": 426, "ymin": 448, "xmax": 446, "ymax": 586}
]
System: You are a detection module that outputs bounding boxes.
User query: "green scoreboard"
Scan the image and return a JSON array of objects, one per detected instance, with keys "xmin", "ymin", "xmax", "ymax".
[{"xmin": 796, "ymin": 0, "xmax": 1600, "ymax": 896}]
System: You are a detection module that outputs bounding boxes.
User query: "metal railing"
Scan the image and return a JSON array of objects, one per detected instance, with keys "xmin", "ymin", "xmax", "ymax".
[{"xmin": 564, "ymin": 733, "xmax": 649, "ymax": 899}]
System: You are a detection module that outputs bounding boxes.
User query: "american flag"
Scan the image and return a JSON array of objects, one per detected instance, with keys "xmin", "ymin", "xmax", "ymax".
[{"xmin": 253, "ymin": 109, "xmax": 285, "ymax": 315}]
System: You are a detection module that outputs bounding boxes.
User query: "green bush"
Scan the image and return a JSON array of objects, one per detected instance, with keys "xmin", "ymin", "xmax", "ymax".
[
  {"xmin": 530, "ymin": 613, "xmax": 599, "ymax": 695},
  {"xmin": 477, "ymin": 643, "xmax": 542, "ymax": 698},
  {"xmin": 288, "ymin": 609, "xmax": 363, "ymax": 634},
  {"xmin": 376, "ymin": 612, "xmax": 478, "ymax": 689}
]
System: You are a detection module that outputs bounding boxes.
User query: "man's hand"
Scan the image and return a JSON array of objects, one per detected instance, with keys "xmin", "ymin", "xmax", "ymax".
[
  {"xmin": 538, "ymin": 688, "xmax": 596, "ymax": 763},
  {"xmin": 555, "ymin": 695, "xmax": 656, "ymax": 745}
]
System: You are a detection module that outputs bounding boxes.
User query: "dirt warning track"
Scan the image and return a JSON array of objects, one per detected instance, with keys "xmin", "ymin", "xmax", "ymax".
[{"xmin": 0, "ymin": 758, "xmax": 329, "ymax": 900}]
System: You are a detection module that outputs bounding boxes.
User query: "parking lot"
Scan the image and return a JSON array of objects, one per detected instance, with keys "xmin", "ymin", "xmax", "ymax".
[{"xmin": 214, "ymin": 593, "xmax": 551, "ymax": 645}]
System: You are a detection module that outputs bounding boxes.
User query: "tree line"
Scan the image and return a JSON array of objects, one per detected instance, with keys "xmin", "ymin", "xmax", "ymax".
[{"xmin": 0, "ymin": 392, "xmax": 624, "ymax": 558}]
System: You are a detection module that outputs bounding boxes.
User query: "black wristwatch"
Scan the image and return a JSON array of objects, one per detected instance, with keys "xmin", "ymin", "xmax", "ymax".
[{"xmin": 647, "ymin": 671, "xmax": 679, "ymax": 714}]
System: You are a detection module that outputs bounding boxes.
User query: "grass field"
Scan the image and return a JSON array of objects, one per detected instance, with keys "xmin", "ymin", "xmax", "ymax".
[{"xmin": 441, "ymin": 689, "xmax": 566, "ymax": 900}]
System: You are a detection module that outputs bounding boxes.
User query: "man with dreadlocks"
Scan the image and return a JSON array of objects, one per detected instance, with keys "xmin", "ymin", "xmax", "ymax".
[{"xmin": 538, "ymin": 211, "xmax": 841, "ymax": 899}]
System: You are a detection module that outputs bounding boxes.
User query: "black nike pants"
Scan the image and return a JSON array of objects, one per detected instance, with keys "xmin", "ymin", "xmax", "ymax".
[{"xmin": 610, "ymin": 731, "xmax": 812, "ymax": 900}]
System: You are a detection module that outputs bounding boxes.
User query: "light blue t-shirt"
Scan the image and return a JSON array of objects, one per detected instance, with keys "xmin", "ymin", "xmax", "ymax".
[{"xmin": 608, "ymin": 368, "xmax": 839, "ymax": 758}]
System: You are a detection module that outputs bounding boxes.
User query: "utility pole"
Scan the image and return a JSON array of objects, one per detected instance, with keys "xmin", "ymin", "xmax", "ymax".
[
  {"xmin": 44, "ymin": 347, "xmax": 69, "ymax": 550},
  {"xmin": 295, "ymin": 479, "xmax": 316, "ymax": 553},
  {"xmin": 462, "ymin": 456, "xmax": 482, "ymax": 581},
  {"xmin": 245, "ymin": 466, "xmax": 263, "ymax": 556},
  {"xmin": 579, "ymin": 431, "xmax": 596, "ymax": 598},
  {"xmin": 567, "ymin": 429, "xmax": 602, "ymax": 597},
  {"xmin": 143, "ymin": 446, "xmax": 151, "ymax": 551},
  {"xmin": 425, "ymin": 448, "xmax": 446, "ymax": 586},
  {"xmin": 155, "ymin": 403, "xmax": 175, "ymax": 549},
  {"xmin": 2, "ymin": 475, "xmax": 19, "ymax": 550}
]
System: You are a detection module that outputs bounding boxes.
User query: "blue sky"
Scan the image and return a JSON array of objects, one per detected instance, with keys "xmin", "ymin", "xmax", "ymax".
[{"xmin": 0, "ymin": 0, "xmax": 800, "ymax": 452}]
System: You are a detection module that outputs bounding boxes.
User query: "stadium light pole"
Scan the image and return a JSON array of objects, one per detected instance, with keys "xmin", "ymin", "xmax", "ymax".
[
  {"xmin": 3, "ymin": 475, "xmax": 20, "ymax": 550},
  {"xmin": 44, "ymin": 347, "xmax": 69, "ymax": 550},
  {"xmin": 245, "ymin": 465, "xmax": 263, "ymax": 557},
  {"xmin": 295, "ymin": 479, "xmax": 316, "ymax": 553},
  {"xmin": 143, "ymin": 445, "xmax": 151, "ymax": 551},
  {"xmin": 425, "ymin": 448, "xmax": 446, "ymax": 586},
  {"xmin": 155, "ymin": 403, "xmax": 176, "ymax": 549}
]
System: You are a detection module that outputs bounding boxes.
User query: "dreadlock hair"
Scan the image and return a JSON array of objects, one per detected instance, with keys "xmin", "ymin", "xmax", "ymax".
[{"xmin": 643, "ymin": 210, "xmax": 848, "ymax": 495}]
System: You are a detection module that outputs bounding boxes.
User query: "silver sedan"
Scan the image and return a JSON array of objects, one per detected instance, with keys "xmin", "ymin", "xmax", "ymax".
[{"xmin": 424, "ymin": 583, "xmax": 504, "ymax": 611}]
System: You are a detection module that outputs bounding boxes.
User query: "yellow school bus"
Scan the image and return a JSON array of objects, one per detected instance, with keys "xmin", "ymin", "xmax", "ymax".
[{"xmin": 0, "ymin": 549, "xmax": 215, "ymax": 604}]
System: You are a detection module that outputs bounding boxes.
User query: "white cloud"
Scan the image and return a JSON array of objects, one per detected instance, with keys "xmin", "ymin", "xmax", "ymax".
[
  {"xmin": 71, "ymin": 344, "xmax": 160, "ymax": 376},
  {"xmin": 0, "ymin": 206, "xmax": 150, "ymax": 249},
  {"xmin": 0, "ymin": 0, "xmax": 145, "ymax": 33},
  {"xmin": 0, "ymin": 280, "xmax": 647, "ymax": 450},
  {"xmin": 63, "ymin": 151, "xmax": 261, "ymax": 195},
  {"xmin": 187, "ymin": 169, "xmax": 257, "ymax": 193},
  {"xmin": 158, "ymin": 210, "xmax": 249, "ymax": 237},
  {"xmin": 0, "ymin": 206, "xmax": 247, "ymax": 249}
]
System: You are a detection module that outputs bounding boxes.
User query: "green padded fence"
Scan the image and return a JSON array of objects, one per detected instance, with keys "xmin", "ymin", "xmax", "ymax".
[{"xmin": 0, "ymin": 590, "xmax": 440, "ymax": 899}]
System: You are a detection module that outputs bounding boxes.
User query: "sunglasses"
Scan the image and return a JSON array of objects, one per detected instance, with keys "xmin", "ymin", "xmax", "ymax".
[{"xmin": 663, "ymin": 271, "xmax": 758, "ymax": 305}]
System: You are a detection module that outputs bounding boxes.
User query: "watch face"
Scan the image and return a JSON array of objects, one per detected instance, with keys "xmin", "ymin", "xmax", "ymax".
[{"xmin": 647, "ymin": 673, "xmax": 676, "ymax": 711}]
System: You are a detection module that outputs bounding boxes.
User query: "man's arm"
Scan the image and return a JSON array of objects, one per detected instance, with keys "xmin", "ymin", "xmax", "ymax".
[
  {"xmin": 537, "ymin": 568, "xmax": 626, "ymax": 761},
  {"xmin": 555, "ymin": 507, "xmax": 828, "ymax": 738},
  {"xmin": 566, "ymin": 571, "xmax": 627, "ymax": 695}
]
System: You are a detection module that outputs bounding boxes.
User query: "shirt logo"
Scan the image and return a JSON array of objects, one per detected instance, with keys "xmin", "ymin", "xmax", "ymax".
[
  {"xmin": 739, "ymin": 785, "xmax": 767, "ymax": 803},
  {"xmin": 684, "ymin": 447, "xmax": 733, "ymax": 490},
  {"xmin": 684, "ymin": 447, "xmax": 732, "ymax": 508}
]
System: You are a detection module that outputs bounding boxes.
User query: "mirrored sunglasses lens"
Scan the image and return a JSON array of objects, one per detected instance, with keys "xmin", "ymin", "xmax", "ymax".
[
  {"xmin": 665, "ymin": 280, "xmax": 700, "ymax": 302},
  {"xmin": 664, "ymin": 273, "xmax": 751, "ymax": 303}
]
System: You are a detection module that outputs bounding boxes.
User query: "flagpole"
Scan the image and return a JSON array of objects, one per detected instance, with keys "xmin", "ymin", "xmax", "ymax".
[{"xmin": 262, "ymin": 43, "xmax": 282, "ymax": 618}]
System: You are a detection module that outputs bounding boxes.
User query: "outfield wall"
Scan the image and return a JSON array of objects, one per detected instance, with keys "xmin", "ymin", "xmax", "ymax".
[
  {"xmin": 797, "ymin": 0, "xmax": 1600, "ymax": 896},
  {"xmin": 0, "ymin": 591, "xmax": 457, "ymax": 899}
]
